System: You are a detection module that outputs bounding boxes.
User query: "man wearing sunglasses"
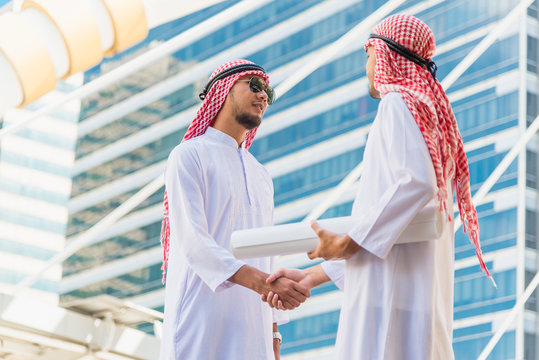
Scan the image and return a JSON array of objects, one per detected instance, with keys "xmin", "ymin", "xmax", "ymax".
[{"xmin": 159, "ymin": 59, "xmax": 309, "ymax": 360}]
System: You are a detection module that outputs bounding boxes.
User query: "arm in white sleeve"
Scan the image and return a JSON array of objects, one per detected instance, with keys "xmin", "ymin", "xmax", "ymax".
[
  {"xmin": 348, "ymin": 93, "xmax": 437, "ymax": 259},
  {"xmin": 166, "ymin": 145, "xmax": 245, "ymax": 292},
  {"xmin": 320, "ymin": 260, "xmax": 345, "ymax": 290}
]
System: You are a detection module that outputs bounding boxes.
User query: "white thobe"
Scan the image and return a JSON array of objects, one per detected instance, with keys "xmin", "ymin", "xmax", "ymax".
[
  {"xmin": 322, "ymin": 92, "xmax": 455, "ymax": 359},
  {"xmin": 160, "ymin": 127, "xmax": 286, "ymax": 360}
]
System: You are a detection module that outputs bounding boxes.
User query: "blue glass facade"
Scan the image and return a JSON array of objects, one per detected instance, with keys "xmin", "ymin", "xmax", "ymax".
[{"xmin": 61, "ymin": 0, "xmax": 539, "ymax": 358}]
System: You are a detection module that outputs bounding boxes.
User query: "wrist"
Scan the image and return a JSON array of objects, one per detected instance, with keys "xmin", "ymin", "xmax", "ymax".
[
  {"xmin": 251, "ymin": 268, "xmax": 269, "ymax": 294},
  {"xmin": 229, "ymin": 265, "xmax": 269, "ymax": 294},
  {"xmin": 305, "ymin": 264, "xmax": 330, "ymax": 287},
  {"xmin": 273, "ymin": 331, "xmax": 282, "ymax": 344},
  {"xmin": 301, "ymin": 268, "xmax": 317, "ymax": 289},
  {"xmin": 341, "ymin": 235, "xmax": 360, "ymax": 259}
]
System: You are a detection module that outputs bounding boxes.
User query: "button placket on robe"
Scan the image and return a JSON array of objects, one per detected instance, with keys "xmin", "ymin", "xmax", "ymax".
[{"xmin": 239, "ymin": 146, "xmax": 253, "ymax": 207}]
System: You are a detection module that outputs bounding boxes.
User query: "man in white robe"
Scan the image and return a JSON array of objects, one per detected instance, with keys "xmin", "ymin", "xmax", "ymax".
[
  {"xmin": 160, "ymin": 60, "xmax": 310, "ymax": 360},
  {"xmin": 264, "ymin": 15, "xmax": 493, "ymax": 359}
]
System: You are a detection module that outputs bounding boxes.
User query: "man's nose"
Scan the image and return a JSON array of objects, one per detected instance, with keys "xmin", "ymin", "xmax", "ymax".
[{"xmin": 256, "ymin": 89, "xmax": 268, "ymax": 102}]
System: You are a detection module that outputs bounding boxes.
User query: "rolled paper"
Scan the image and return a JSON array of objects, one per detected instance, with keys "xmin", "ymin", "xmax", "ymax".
[{"xmin": 231, "ymin": 206, "xmax": 443, "ymax": 259}]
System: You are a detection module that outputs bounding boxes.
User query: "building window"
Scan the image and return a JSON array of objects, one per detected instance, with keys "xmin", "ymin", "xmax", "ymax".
[
  {"xmin": 527, "ymin": 150, "xmax": 538, "ymax": 190},
  {"xmin": 525, "ymin": 332, "xmax": 536, "ymax": 360},
  {"xmin": 528, "ymin": 0, "xmax": 538, "ymax": 19},
  {"xmin": 528, "ymin": 36, "xmax": 538, "ymax": 73},
  {"xmin": 525, "ymin": 270, "xmax": 538, "ymax": 311},
  {"xmin": 526, "ymin": 209, "xmax": 538, "ymax": 249}
]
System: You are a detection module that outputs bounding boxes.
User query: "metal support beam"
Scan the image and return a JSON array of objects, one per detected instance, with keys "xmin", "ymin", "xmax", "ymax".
[
  {"xmin": 304, "ymin": 162, "xmax": 364, "ymax": 222},
  {"xmin": 453, "ymin": 115, "xmax": 539, "ymax": 233},
  {"xmin": 473, "ymin": 115, "xmax": 539, "ymax": 358},
  {"xmin": 75, "ymin": 0, "xmax": 356, "ymax": 139},
  {"xmin": 477, "ymin": 266, "xmax": 539, "ymax": 360},
  {"xmin": 441, "ymin": 0, "xmax": 535, "ymax": 90},
  {"xmin": 16, "ymin": 175, "xmax": 164, "ymax": 291},
  {"xmin": 274, "ymin": 0, "xmax": 406, "ymax": 97}
]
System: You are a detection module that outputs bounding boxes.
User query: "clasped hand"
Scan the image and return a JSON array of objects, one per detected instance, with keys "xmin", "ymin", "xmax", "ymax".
[
  {"xmin": 262, "ymin": 268, "xmax": 314, "ymax": 310},
  {"xmin": 262, "ymin": 274, "xmax": 311, "ymax": 310}
]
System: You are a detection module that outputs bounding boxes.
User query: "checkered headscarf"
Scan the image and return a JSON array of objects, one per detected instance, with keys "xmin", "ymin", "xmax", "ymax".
[
  {"xmin": 366, "ymin": 15, "xmax": 494, "ymax": 284},
  {"xmin": 160, "ymin": 60, "xmax": 270, "ymax": 283}
]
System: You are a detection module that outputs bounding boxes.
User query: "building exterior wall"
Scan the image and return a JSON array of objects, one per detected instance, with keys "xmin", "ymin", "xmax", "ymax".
[
  {"xmin": 0, "ymin": 77, "xmax": 82, "ymax": 304},
  {"xmin": 58, "ymin": 0, "xmax": 539, "ymax": 358}
]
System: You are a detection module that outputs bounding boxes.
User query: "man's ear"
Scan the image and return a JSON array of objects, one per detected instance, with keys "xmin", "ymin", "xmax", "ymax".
[{"xmin": 226, "ymin": 86, "xmax": 234, "ymax": 101}]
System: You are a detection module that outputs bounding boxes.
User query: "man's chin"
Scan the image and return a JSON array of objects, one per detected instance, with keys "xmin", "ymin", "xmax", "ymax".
[
  {"xmin": 243, "ymin": 121, "xmax": 261, "ymax": 130},
  {"xmin": 237, "ymin": 113, "xmax": 262, "ymax": 130}
]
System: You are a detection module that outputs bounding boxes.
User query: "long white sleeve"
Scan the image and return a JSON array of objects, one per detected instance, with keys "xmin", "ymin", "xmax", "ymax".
[
  {"xmin": 165, "ymin": 144, "xmax": 245, "ymax": 292},
  {"xmin": 348, "ymin": 93, "xmax": 437, "ymax": 259},
  {"xmin": 321, "ymin": 260, "xmax": 345, "ymax": 290}
]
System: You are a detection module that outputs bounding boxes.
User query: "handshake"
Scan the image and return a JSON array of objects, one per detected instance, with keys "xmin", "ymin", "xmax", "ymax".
[
  {"xmin": 259, "ymin": 265, "xmax": 330, "ymax": 310},
  {"xmin": 255, "ymin": 221, "xmax": 358, "ymax": 310},
  {"xmin": 255, "ymin": 221, "xmax": 359, "ymax": 310}
]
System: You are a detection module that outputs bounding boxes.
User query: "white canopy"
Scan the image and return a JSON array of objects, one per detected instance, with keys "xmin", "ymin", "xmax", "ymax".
[{"xmin": 0, "ymin": 292, "xmax": 161, "ymax": 359}]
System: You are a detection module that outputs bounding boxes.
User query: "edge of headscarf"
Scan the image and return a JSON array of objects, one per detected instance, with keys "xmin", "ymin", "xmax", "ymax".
[
  {"xmin": 366, "ymin": 26, "xmax": 495, "ymax": 286},
  {"xmin": 184, "ymin": 66, "xmax": 270, "ymax": 148},
  {"xmin": 160, "ymin": 65, "xmax": 269, "ymax": 284}
]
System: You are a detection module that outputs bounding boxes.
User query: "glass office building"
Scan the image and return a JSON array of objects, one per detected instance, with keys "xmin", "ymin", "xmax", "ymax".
[
  {"xmin": 60, "ymin": 0, "xmax": 539, "ymax": 358},
  {"xmin": 0, "ymin": 75, "xmax": 82, "ymax": 304}
]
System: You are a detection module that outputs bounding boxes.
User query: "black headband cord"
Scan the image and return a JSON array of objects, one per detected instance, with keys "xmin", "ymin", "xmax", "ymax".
[
  {"xmin": 199, "ymin": 64, "xmax": 266, "ymax": 100},
  {"xmin": 369, "ymin": 33, "xmax": 437, "ymax": 79}
]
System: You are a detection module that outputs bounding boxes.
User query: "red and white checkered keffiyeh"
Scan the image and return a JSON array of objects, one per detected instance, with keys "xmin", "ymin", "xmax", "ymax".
[
  {"xmin": 366, "ymin": 14, "xmax": 494, "ymax": 284},
  {"xmin": 160, "ymin": 59, "xmax": 270, "ymax": 283}
]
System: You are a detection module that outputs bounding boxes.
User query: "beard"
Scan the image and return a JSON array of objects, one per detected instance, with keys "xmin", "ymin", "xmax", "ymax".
[{"xmin": 235, "ymin": 112, "xmax": 261, "ymax": 130}]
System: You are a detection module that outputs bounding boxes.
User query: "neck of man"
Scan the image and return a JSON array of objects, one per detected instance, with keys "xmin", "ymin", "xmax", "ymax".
[{"xmin": 212, "ymin": 114, "xmax": 248, "ymax": 148}]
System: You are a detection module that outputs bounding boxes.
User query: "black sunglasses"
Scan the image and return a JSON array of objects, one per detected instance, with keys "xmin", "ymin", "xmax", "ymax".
[{"xmin": 236, "ymin": 77, "xmax": 275, "ymax": 105}]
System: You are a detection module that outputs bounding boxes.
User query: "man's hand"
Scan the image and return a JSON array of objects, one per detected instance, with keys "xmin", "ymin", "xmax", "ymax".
[
  {"xmin": 308, "ymin": 220, "xmax": 361, "ymax": 260},
  {"xmin": 262, "ymin": 265, "xmax": 330, "ymax": 310},
  {"xmin": 269, "ymin": 268, "xmax": 314, "ymax": 289},
  {"xmin": 262, "ymin": 268, "xmax": 312, "ymax": 309},
  {"xmin": 228, "ymin": 265, "xmax": 310, "ymax": 310},
  {"xmin": 263, "ymin": 276, "xmax": 310, "ymax": 309}
]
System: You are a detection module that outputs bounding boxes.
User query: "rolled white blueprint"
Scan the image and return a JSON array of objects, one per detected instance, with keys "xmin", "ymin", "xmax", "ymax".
[{"xmin": 230, "ymin": 207, "xmax": 443, "ymax": 259}]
